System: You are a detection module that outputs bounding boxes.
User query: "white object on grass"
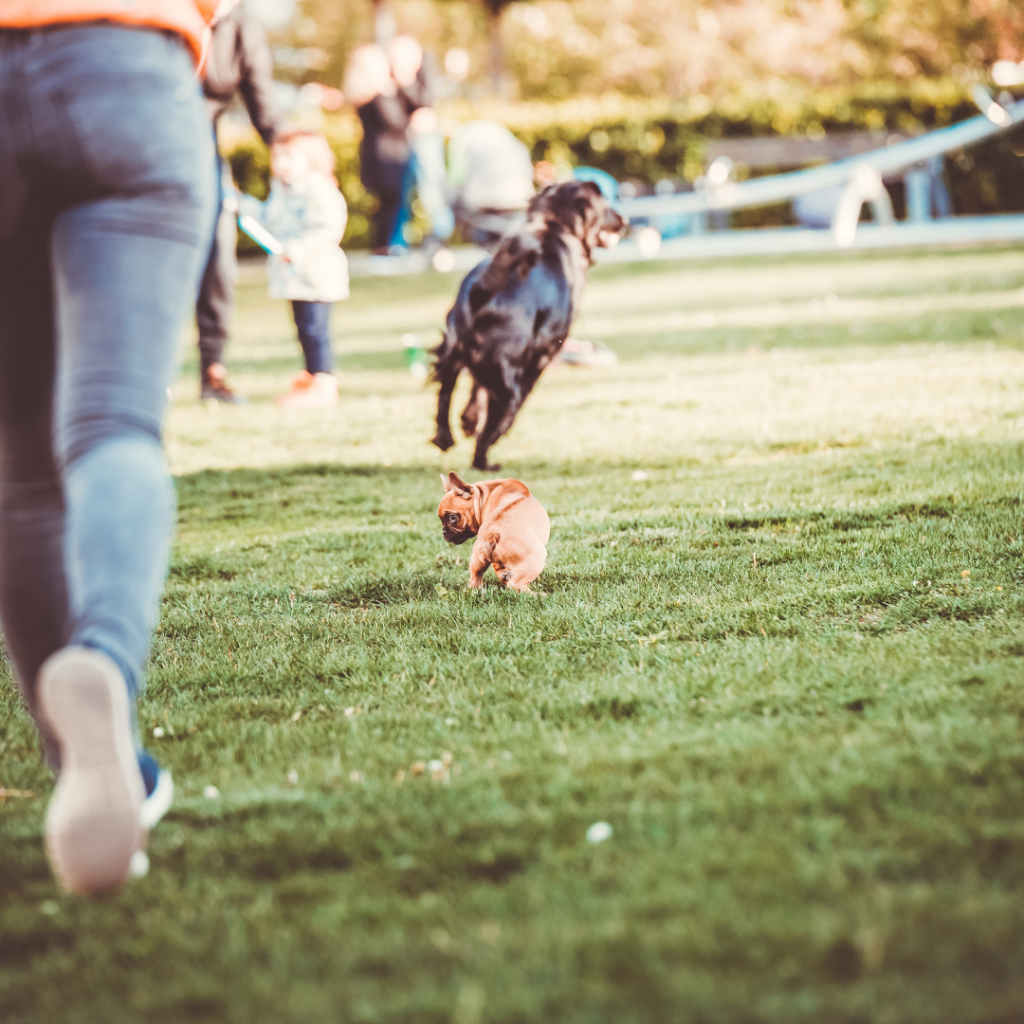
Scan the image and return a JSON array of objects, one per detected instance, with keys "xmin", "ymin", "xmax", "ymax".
[
  {"xmin": 238, "ymin": 215, "xmax": 285, "ymax": 256},
  {"xmin": 586, "ymin": 821, "xmax": 613, "ymax": 844},
  {"xmin": 631, "ymin": 470, "xmax": 650, "ymax": 482},
  {"xmin": 140, "ymin": 770, "xmax": 174, "ymax": 829},
  {"xmin": 203, "ymin": 785, "xmax": 220, "ymax": 800},
  {"xmin": 129, "ymin": 851, "xmax": 150, "ymax": 878},
  {"xmin": 152, "ymin": 726, "xmax": 165, "ymax": 738},
  {"xmin": 287, "ymin": 769, "xmax": 299, "ymax": 785}
]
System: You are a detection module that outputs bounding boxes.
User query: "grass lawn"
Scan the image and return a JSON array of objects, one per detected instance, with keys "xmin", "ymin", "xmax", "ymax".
[{"xmin": 3, "ymin": 245, "xmax": 1024, "ymax": 1023}]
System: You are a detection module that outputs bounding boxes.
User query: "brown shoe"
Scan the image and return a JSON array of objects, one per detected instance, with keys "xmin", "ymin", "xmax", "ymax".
[{"xmin": 201, "ymin": 362, "xmax": 247, "ymax": 404}]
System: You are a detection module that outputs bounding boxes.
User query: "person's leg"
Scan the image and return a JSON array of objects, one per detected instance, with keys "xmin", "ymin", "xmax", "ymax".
[
  {"xmin": 0, "ymin": 51, "xmax": 67, "ymax": 769},
  {"xmin": 0, "ymin": 25, "xmax": 213, "ymax": 892},
  {"xmin": 52, "ymin": 62, "xmax": 212, "ymax": 705},
  {"xmin": 292, "ymin": 300, "xmax": 315, "ymax": 373},
  {"xmin": 196, "ymin": 155, "xmax": 243, "ymax": 402},
  {"xmin": 373, "ymin": 161, "xmax": 408, "ymax": 252},
  {"xmin": 389, "ymin": 157, "xmax": 417, "ymax": 251},
  {"xmin": 293, "ymin": 301, "xmax": 333, "ymax": 375},
  {"xmin": 280, "ymin": 302, "xmax": 337, "ymax": 408}
]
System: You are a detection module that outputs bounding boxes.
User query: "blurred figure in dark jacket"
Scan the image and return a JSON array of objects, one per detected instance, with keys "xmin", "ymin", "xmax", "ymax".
[
  {"xmin": 197, "ymin": 0, "xmax": 280, "ymax": 402},
  {"xmin": 345, "ymin": 44, "xmax": 412, "ymax": 255}
]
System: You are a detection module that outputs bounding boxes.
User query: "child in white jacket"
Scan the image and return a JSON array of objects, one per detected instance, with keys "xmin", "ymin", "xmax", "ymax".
[{"xmin": 241, "ymin": 130, "xmax": 349, "ymax": 407}]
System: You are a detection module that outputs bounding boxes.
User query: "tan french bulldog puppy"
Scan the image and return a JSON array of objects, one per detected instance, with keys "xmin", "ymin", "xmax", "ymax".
[{"xmin": 437, "ymin": 472, "xmax": 550, "ymax": 591}]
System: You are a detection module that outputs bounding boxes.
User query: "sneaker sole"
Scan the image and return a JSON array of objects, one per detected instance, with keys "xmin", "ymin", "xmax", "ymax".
[
  {"xmin": 38, "ymin": 648, "xmax": 145, "ymax": 894},
  {"xmin": 140, "ymin": 769, "xmax": 174, "ymax": 830}
]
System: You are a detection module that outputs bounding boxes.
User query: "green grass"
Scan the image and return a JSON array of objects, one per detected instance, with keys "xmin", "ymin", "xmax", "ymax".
[{"xmin": 4, "ymin": 246, "xmax": 1024, "ymax": 1023}]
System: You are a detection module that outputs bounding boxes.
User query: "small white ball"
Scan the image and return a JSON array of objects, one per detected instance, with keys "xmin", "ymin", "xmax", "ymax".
[{"xmin": 129, "ymin": 851, "xmax": 150, "ymax": 878}]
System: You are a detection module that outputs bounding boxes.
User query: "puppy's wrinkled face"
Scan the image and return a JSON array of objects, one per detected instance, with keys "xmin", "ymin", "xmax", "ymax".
[
  {"xmin": 439, "ymin": 502, "xmax": 475, "ymax": 544},
  {"xmin": 438, "ymin": 475, "xmax": 479, "ymax": 544}
]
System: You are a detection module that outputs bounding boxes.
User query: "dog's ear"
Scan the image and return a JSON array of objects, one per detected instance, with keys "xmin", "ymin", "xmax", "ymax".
[
  {"xmin": 440, "ymin": 473, "xmax": 451, "ymax": 492},
  {"xmin": 446, "ymin": 472, "xmax": 473, "ymax": 496}
]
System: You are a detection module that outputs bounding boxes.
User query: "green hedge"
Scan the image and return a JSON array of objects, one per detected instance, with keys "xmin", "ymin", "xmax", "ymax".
[{"xmin": 225, "ymin": 80, "xmax": 1024, "ymax": 250}]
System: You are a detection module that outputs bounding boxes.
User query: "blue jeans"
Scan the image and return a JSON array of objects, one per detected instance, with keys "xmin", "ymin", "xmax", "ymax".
[
  {"xmin": 291, "ymin": 301, "xmax": 333, "ymax": 374},
  {"xmin": 0, "ymin": 26, "xmax": 214, "ymax": 762}
]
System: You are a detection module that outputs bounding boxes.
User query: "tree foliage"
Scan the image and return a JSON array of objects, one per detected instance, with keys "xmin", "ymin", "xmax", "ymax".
[{"xmin": 282, "ymin": 0, "xmax": 1024, "ymax": 102}]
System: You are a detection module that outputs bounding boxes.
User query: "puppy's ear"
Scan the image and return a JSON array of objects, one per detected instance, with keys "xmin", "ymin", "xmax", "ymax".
[
  {"xmin": 446, "ymin": 472, "xmax": 473, "ymax": 496},
  {"xmin": 440, "ymin": 473, "xmax": 451, "ymax": 492}
]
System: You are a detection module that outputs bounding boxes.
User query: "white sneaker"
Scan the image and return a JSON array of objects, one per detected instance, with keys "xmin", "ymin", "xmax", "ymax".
[
  {"xmin": 140, "ymin": 767, "xmax": 174, "ymax": 830},
  {"xmin": 38, "ymin": 647, "xmax": 146, "ymax": 894}
]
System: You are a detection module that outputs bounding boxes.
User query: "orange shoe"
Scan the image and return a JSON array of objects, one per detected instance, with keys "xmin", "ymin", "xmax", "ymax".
[{"xmin": 277, "ymin": 371, "xmax": 339, "ymax": 409}]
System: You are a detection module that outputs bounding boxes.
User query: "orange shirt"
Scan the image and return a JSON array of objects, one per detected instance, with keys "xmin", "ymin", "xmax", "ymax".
[{"xmin": 0, "ymin": 1, "xmax": 218, "ymax": 62}]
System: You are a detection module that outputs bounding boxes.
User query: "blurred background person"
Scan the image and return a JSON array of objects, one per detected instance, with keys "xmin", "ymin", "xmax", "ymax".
[
  {"xmin": 0, "ymin": 6, "xmax": 214, "ymax": 893},
  {"xmin": 198, "ymin": 0, "xmax": 280, "ymax": 403},
  {"xmin": 388, "ymin": 33, "xmax": 454, "ymax": 254},
  {"xmin": 345, "ymin": 43, "xmax": 413, "ymax": 255},
  {"xmin": 447, "ymin": 119, "xmax": 535, "ymax": 248},
  {"xmin": 239, "ymin": 131, "xmax": 349, "ymax": 409}
]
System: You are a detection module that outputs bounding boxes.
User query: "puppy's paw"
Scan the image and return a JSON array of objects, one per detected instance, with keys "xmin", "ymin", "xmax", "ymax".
[
  {"xmin": 431, "ymin": 431, "xmax": 455, "ymax": 452},
  {"xmin": 467, "ymin": 576, "xmax": 485, "ymax": 590}
]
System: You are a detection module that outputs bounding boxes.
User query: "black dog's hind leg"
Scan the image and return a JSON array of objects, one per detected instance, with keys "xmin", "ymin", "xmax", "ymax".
[
  {"xmin": 432, "ymin": 362, "xmax": 460, "ymax": 451},
  {"xmin": 471, "ymin": 367, "xmax": 547, "ymax": 471},
  {"xmin": 472, "ymin": 385, "xmax": 527, "ymax": 472},
  {"xmin": 460, "ymin": 382, "xmax": 488, "ymax": 438}
]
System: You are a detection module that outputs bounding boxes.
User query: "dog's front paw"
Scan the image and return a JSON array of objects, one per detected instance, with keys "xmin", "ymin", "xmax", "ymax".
[
  {"xmin": 432, "ymin": 431, "xmax": 455, "ymax": 451},
  {"xmin": 467, "ymin": 576, "xmax": 485, "ymax": 590}
]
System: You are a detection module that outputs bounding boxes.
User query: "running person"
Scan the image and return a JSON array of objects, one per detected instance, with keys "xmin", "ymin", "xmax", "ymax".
[{"xmin": 0, "ymin": 4, "xmax": 215, "ymax": 893}]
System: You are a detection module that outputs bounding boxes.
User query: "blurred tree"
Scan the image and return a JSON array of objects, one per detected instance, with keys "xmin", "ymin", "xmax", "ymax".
[
  {"xmin": 273, "ymin": 0, "xmax": 1024, "ymax": 104},
  {"xmin": 428, "ymin": 0, "xmax": 526, "ymax": 96},
  {"xmin": 481, "ymin": 0, "xmax": 525, "ymax": 97}
]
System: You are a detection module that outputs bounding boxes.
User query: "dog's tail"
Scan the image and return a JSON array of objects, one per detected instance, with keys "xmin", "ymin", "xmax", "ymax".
[
  {"xmin": 468, "ymin": 230, "xmax": 543, "ymax": 313},
  {"xmin": 430, "ymin": 326, "xmax": 456, "ymax": 382}
]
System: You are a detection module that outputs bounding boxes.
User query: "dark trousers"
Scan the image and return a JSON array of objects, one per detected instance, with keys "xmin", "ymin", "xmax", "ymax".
[
  {"xmin": 368, "ymin": 159, "xmax": 409, "ymax": 251},
  {"xmin": 0, "ymin": 26, "xmax": 213, "ymax": 759},
  {"xmin": 291, "ymin": 301, "xmax": 333, "ymax": 374},
  {"xmin": 195, "ymin": 154, "xmax": 238, "ymax": 376}
]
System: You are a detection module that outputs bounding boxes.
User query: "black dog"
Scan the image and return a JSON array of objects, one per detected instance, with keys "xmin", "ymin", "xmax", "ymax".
[{"xmin": 431, "ymin": 180, "xmax": 625, "ymax": 471}]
